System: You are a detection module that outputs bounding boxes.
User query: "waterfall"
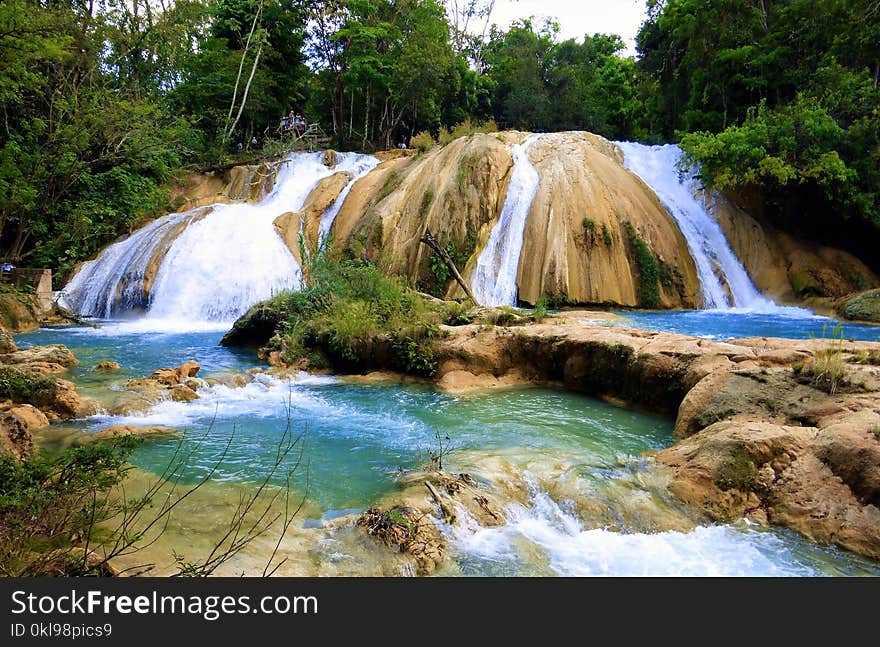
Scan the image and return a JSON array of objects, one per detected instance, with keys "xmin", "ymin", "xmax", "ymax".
[
  {"xmin": 470, "ymin": 134, "xmax": 544, "ymax": 307},
  {"xmin": 616, "ymin": 142, "xmax": 793, "ymax": 313},
  {"xmin": 319, "ymin": 154, "xmax": 380, "ymax": 240},
  {"xmin": 60, "ymin": 152, "xmax": 378, "ymax": 324}
]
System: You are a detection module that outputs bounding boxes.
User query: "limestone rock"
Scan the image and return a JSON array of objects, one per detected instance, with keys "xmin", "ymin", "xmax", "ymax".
[
  {"xmin": 169, "ymin": 384, "xmax": 199, "ymax": 403},
  {"xmin": 2, "ymin": 344, "xmax": 78, "ymax": 368},
  {"xmin": 0, "ymin": 325, "xmax": 16, "ymax": 354},
  {"xmin": 711, "ymin": 191, "xmax": 878, "ymax": 302},
  {"xmin": 0, "ymin": 404, "xmax": 49, "ymax": 431},
  {"xmin": 150, "ymin": 368, "xmax": 179, "ymax": 386},
  {"xmin": 175, "ymin": 360, "xmax": 201, "ymax": 382},
  {"xmin": 0, "ymin": 412, "xmax": 33, "ymax": 460},
  {"xmin": 83, "ymin": 425, "xmax": 182, "ymax": 443},
  {"xmin": 95, "ymin": 360, "xmax": 121, "ymax": 371}
]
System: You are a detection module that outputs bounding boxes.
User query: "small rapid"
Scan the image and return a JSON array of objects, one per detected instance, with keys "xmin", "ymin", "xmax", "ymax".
[
  {"xmin": 470, "ymin": 134, "xmax": 543, "ymax": 307},
  {"xmin": 616, "ymin": 142, "xmax": 809, "ymax": 315}
]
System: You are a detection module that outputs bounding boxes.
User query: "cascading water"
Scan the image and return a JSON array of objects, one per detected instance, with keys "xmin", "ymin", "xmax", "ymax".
[
  {"xmin": 470, "ymin": 134, "xmax": 544, "ymax": 307},
  {"xmin": 319, "ymin": 154, "xmax": 380, "ymax": 240},
  {"xmin": 60, "ymin": 152, "xmax": 378, "ymax": 325},
  {"xmin": 616, "ymin": 142, "xmax": 800, "ymax": 314},
  {"xmin": 58, "ymin": 209, "xmax": 202, "ymax": 318}
]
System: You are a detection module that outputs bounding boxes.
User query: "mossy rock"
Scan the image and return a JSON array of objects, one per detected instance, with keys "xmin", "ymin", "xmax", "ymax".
[
  {"xmin": 837, "ymin": 289, "xmax": 880, "ymax": 323},
  {"xmin": 790, "ymin": 271, "xmax": 822, "ymax": 298}
]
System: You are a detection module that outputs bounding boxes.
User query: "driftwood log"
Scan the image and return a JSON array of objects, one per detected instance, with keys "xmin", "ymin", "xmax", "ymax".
[{"xmin": 419, "ymin": 229, "xmax": 478, "ymax": 305}]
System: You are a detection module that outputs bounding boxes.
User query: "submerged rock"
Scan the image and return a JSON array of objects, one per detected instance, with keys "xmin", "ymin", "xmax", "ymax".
[
  {"xmin": 81, "ymin": 425, "xmax": 182, "ymax": 444},
  {"xmin": 95, "ymin": 360, "xmax": 121, "ymax": 371}
]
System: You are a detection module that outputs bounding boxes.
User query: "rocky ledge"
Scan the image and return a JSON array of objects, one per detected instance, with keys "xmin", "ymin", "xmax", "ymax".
[
  {"xmin": 0, "ymin": 325, "xmax": 89, "ymax": 459},
  {"xmin": 250, "ymin": 309, "xmax": 880, "ymax": 560}
]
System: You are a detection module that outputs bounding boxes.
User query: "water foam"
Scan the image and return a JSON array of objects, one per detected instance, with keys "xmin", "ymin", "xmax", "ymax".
[
  {"xmin": 615, "ymin": 142, "xmax": 810, "ymax": 316},
  {"xmin": 470, "ymin": 134, "xmax": 544, "ymax": 307}
]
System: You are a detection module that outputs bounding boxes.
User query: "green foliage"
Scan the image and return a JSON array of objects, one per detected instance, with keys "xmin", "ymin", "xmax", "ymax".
[
  {"xmin": 838, "ymin": 290, "xmax": 880, "ymax": 323},
  {"xmin": 378, "ymin": 169, "xmax": 401, "ymax": 201},
  {"xmin": 602, "ymin": 224, "xmax": 613, "ymax": 247},
  {"xmin": 275, "ymin": 245, "xmax": 443, "ymax": 376},
  {"xmin": 420, "ymin": 190, "xmax": 435, "ymax": 216},
  {"xmin": 581, "ymin": 217, "xmax": 595, "ymax": 231},
  {"xmin": 0, "ymin": 367, "xmax": 57, "ymax": 405},
  {"xmin": 410, "ymin": 131, "xmax": 436, "ymax": 153},
  {"xmin": 0, "ymin": 436, "xmax": 140, "ymax": 576},
  {"xmin": 533, "ymin": 297, "xmax": 549, "ymax": 322},
  {"xmin": 443, "ymin": 301, "xmax": 473, "ymax": 326},
  {"xmin": 624, "ymin": 222, "xmax": 661, "ymax": 308},
  {"xmin": 795, "ymin": 324, "xmax": 849, "ymax": 394},
  {"xmin": 715, "ymin": 447, "xmax": 758, "ymax": 493},
  {"xmin": 640, "ymin": 0, "xmax": 880, "ymax": 257}
]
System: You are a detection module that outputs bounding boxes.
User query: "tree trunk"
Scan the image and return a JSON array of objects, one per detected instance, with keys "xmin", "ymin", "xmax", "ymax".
[
  {"xmin": 226, "ymin": 43, "xmax": 263, "ymax": 143},
  {"xmin": 420, "ymin": 229, "xmax": 477, "ymax": 304}
]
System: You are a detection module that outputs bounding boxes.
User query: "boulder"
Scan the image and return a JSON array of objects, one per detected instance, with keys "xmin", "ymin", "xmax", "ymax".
[
  {"xmin": 837, "ymin": 289, "xmax": 880, "ymax": 323},
  {"xmin": 175, "ymin": 360, "xmax": 201, "ymax": 382},
  {"xmin": 82, "ymin": 425, "xmax": 182, "ymax": 443},
  {"xmin": 0, "ymin": 325, "xmax": 16, "ymax": 354},
  {"xmin": 0, "ymin": 412, "xmax": 33, "ymax": 460},
  {"xmin": 95, "ymin": 360, "xmax": 121, "ymax": 371},
  {"xmin": 150, "ymin": 368, "xmax": 179, "ymax": 386},
  {"xmin": 1, "ymin": 344, "xmax": 78, "ymax": 368},
  {"xmin": 0, "ymin": 404, "xmax": 49, "ymax": 431},
  {"xmin": 169, "ymin": 384, "xmax": 199, "ymax": 403}
]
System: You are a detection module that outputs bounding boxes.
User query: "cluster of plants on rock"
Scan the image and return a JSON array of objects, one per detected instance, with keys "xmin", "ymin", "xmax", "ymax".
[
  {"xmin": 0, "ymin": 367, "xmax": 57, "ymax": 405},
  {"xmin": 279, "ymin": 239, "xmax": 444, "ymax": 377},
  {"xmin": 623, "ymin": 221, "xmax": 661, "ymax": 308}
]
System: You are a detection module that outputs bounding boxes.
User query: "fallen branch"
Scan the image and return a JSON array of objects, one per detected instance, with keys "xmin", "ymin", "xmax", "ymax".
[
  {"xmin": 419, "ymin": 228, "xmax": 477, "ymax": 305},
  {"xmin": 425, "ymin": 480, "xmax": 457, "ymax": 525}
]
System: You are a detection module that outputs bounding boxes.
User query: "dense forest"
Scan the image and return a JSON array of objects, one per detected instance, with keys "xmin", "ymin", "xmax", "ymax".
[{"xmin": 1, "ymin": 0, "xmax": 878, "ymax": 278}]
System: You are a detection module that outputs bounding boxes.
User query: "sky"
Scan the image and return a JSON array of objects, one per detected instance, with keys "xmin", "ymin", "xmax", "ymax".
[{"xmin": 487, "ymin": 0, "xmax": 648, "ymax": 56}]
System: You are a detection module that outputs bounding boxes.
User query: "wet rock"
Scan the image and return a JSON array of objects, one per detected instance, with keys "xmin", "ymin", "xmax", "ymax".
[
  {"xmin": 169, "ymin": 384, "xmax": 199, "ymax": 403},
  {"xmin": 95, "ymin": 360, "xmax": 121, "ymax": 371},
  {"xmin": 150, "ymin": 368, "xmax": 179, "ymax": 386},
  {"xmin": 175, "ymin": 360, "xmax": 201, "ymax": 382},
  {"xmin": 221, "ymin": 302, "xmax": 287, "ymax": 349},
  {"xmin": 46, "ymin": 379, "xmax": 81, "ymax": 420},
  {"xmin": 2, "ymin": 344, "xmax": 78, "ymax": 368},
  {"xmin": 15, "ymin": 361, "xmax": 69, "ymax": 376},
  {"xmin": 81, "ymin": 425, "xmax": 182, "ymax": 443}
]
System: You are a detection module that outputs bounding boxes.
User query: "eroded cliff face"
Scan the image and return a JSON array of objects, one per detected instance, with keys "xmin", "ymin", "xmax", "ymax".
[
  {"xmin": 158, "ymin": 132, "xmax": 875, "ymax": 311},
  {"xmin": 518, "ymin": 132, "xmax": 699, "ymax": 307},
  {"xmin": 709, "ymin": 192, "xmax": 879, "ymax": 303},
  {"xmin": 330, "ymin": 133, "xmax": 516, "ymax": 295},
  {"xmin": 324, "ymin": 131, "xmax": 700, "ymax": 308},
  {"xmin": 167, "ymin": 161, "xmax": 281, "ymax": 213}
]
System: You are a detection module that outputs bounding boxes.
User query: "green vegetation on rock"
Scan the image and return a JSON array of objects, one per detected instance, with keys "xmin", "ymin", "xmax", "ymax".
[{"xmin": 624, "ymin": 221, "xmax": 661, "ymax": 308}]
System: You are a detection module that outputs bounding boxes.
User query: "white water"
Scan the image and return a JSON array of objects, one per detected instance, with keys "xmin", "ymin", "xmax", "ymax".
[
  {"xmin": 60, "ymin": 152, "xmax": 378, "ymax": 327},
  {"xmin": 616, "ymin": 142, "xmax": 806, "ymax": 314},
  {"xmin": 471, "ymin": 134, "xmax": 544, "ymax": 307},
  {"xmin": 448, "ymin": 486, "xmax": 820, "ymax": 576},
  {"xmin": 319, "ymin": 154, "xmax": 380, "ymax": 240}
]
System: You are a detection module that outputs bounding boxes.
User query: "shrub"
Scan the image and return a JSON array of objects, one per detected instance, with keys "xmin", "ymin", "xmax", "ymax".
[
  {"xmin": 533, "ymin": 297, "xmax": 549, "ymax": 322},
  {"xmin": 582, "ymin": 217, "xmax": 595, "ymax": 231},
  {"xmin": 410, "ymin": 131, "xmax": 435, "ymax": 153},
  {"xmin": 0, "ymin": 367, "xmax": 57, "ymax": 405},
  {"xmin": 274, "ymin": 246, "xmax": 444, "ymax": 376},
  {"xmin": 602, "ymin": 224, "xmax": 613, "ymax": 246},
  {"xmin": 624, "ymin": 221, "xmax": 661, "ymax": 308}
]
